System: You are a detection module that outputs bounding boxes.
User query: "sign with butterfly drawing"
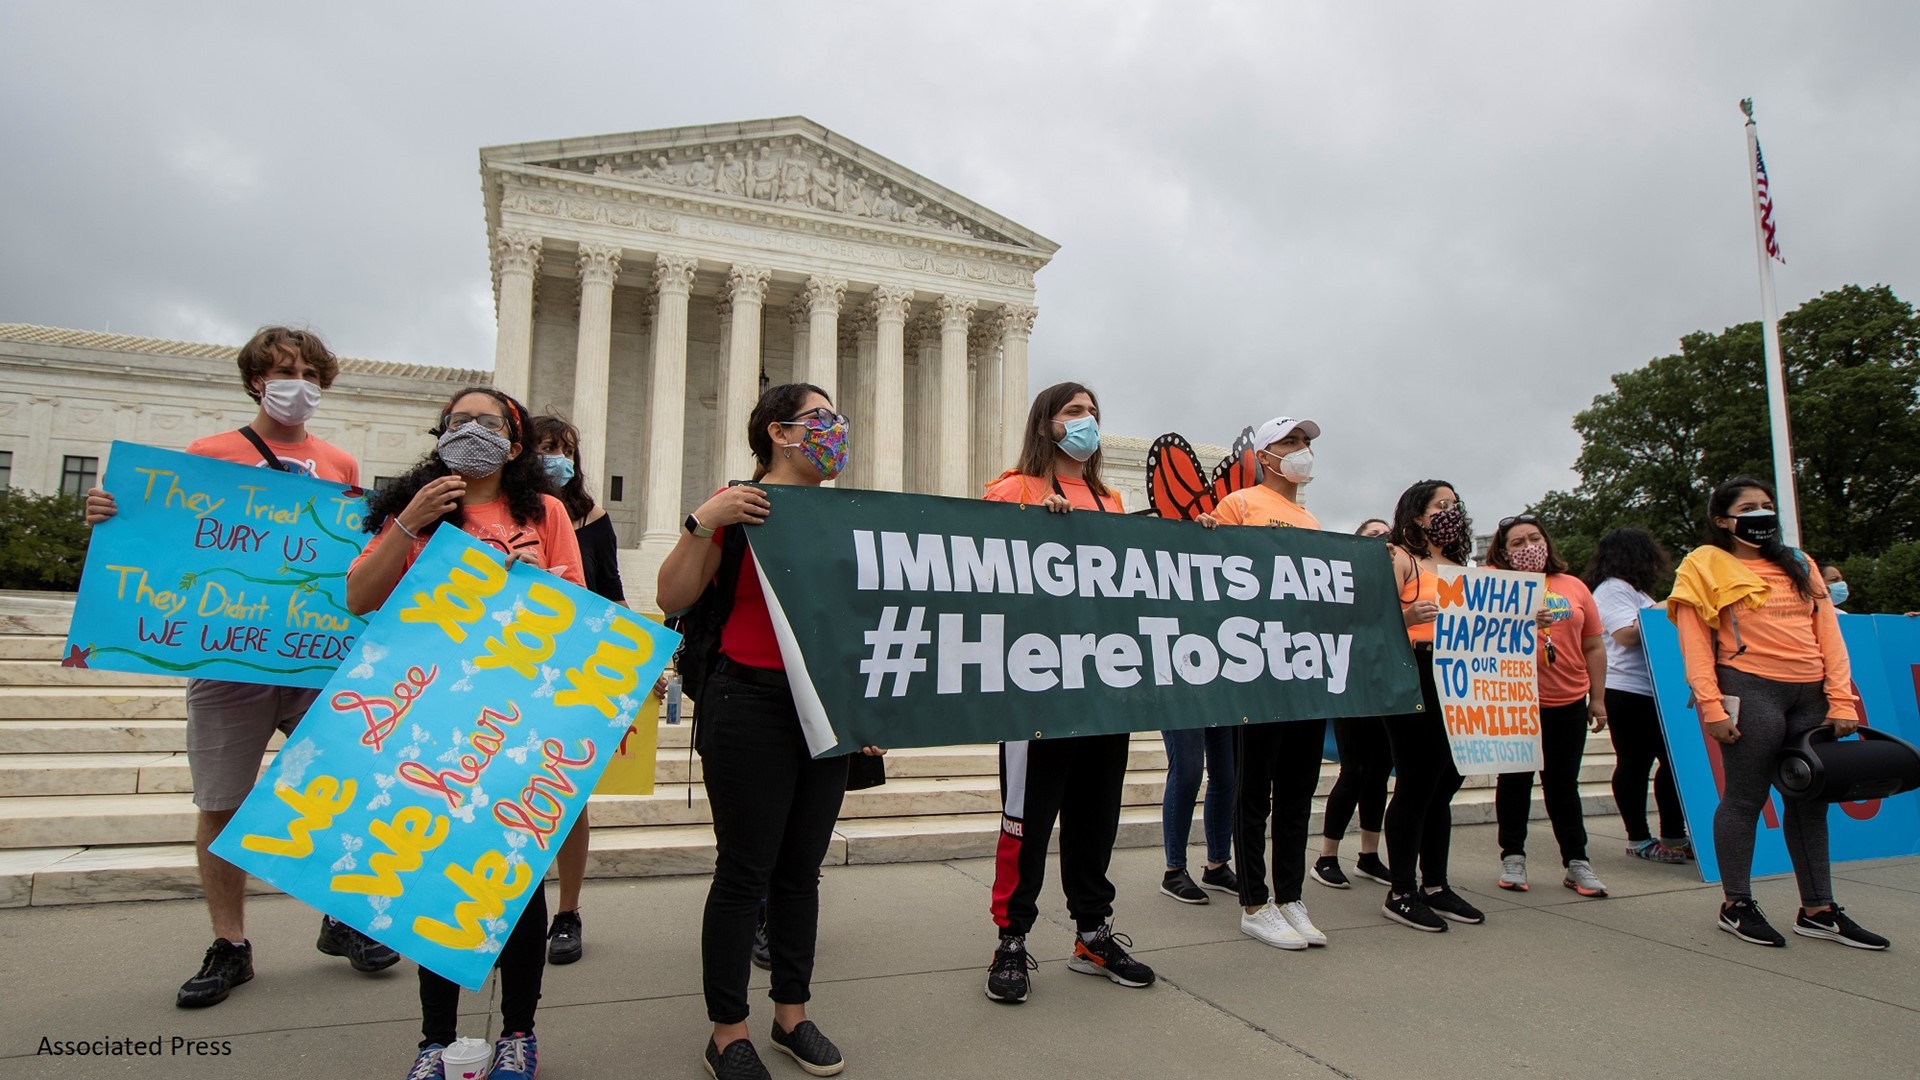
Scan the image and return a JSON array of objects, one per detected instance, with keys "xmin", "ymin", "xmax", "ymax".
[{"xmin": 210, "ymin": 527, "xmax": 679, "ymax": 990}]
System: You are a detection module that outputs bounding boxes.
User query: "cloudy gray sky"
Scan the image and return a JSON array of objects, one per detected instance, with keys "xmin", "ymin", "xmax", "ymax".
[{"xmin": 4, "ymin": 2, "xmax": 1915, "ymax": 529}]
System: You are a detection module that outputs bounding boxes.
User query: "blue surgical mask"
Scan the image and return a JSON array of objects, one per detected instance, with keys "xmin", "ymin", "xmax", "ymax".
[
  {"xmin": 542, "ymin": 454, "xmax": 576, "ymax": 486},
  {"xmin": 1055, "ymin": 416, "xmax": 1101, "ymax": 462},
  {"xmin": 1828, "ymin": 580, "xmax": 1849, "ymax": 607}
]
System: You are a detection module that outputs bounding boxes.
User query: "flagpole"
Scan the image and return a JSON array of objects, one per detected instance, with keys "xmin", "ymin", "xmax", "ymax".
[{"xmin": 1742, "ymin": 98, "xmax": 1801, "ymax": 547}]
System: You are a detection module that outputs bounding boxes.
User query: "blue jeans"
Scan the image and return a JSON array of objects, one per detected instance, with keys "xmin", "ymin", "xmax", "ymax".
[{"xmin": 1161, "ymin": 727, "xmax": 1235, "ymax": 869}]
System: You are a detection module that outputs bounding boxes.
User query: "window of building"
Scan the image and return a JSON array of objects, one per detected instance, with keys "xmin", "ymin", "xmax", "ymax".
[
  {"xmin": 60, "ymin": 455, "xmax": 98, "ymax": 497},
  {"xmin": 0, "ymin": 451, "xmax": 11, "ymax": 492},
  {"xmin": 609, "ymin": 475, "xmax": 624, "ymax": 502},
  {"xmin": 373, "ymin": 475, "xmax": 399, "ymax": 492}
]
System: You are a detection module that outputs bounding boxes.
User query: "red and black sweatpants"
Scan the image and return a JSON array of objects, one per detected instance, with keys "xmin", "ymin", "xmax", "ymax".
[{"xmin": 990, "ymin": 733, "xmax": 1130, "ymax": 937}]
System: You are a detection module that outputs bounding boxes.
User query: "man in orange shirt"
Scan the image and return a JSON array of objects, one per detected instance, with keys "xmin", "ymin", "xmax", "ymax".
[
  {"xmin": 1199, "ymin": 416, "xmax": 1333, "ymax": 950},
  {"xmin": 84, "ymin": 326, "xmax": 397, "ymax": 1007}
]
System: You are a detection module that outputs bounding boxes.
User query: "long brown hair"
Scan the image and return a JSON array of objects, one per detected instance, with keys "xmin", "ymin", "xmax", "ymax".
[{"xmin": 1013, "ymin": 381, "xmax": 1108, "ymax": 494}]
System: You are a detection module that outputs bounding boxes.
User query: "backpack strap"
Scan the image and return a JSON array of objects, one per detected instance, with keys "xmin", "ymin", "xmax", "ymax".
[{"xmin": 236, "ymin": 427, "xmax": 290, "ymax": 472}]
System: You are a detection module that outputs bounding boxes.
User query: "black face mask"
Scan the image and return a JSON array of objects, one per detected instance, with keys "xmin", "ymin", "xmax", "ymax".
[{"xmin": 1731, "ymin": 511, "xmax": 1779, "ymax": 547}]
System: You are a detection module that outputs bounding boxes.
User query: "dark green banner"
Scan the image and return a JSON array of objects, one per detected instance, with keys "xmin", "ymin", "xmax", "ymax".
[{"xmin": 748, "ymin": 486, "xmax": 1423, "ymax": 756}]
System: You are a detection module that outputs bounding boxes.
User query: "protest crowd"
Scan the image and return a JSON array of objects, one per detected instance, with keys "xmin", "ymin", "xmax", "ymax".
[{"xmin": 77, "ymin": 324, "xmax": 1894, "ymax": 1080}]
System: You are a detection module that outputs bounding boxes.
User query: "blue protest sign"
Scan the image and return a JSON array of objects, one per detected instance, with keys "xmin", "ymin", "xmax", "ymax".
[
  {"xmin": 1641, "ymin": 609, "xmax": 1920, "ymax": 884},
  {"xmin": 64, "ymin": 441, "xmax": 371, "ymax": 686},
  {"xmin": 210, "ymin": 527, "xmax": 680, "ymax": 990}
]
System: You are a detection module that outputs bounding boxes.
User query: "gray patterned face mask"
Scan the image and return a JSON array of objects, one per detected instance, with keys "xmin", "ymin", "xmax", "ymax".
[{"xmin": 437, "ymin": 422, "xmax": 512, "ymax": 478}]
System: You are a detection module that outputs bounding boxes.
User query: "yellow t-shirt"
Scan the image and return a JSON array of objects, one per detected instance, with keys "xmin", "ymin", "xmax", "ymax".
[{"xmin": 1212, "ymin": 485, "xmax": 1320, "ymax": 530}]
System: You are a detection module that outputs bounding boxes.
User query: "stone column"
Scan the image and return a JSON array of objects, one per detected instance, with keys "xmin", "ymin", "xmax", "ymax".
[
  {"xmin": 718, "ymin": 264, "xmax": 770, "ymax": 484},
  {"xmin": 970, "ymin": 322, "xmax": 1001, "ymax": 488},
  {"xmin": 787, "ymin": 299, "xmax": 811, "ymax": 385},
  {"xmin": 998, "ymin": 304, "xmax": 1038, "ymax": 467},
  {"xmin": 844, "ymin": 308, "xmax": 877, "ymax": 488},
  {"xmin": 868, "ymin": 286, "xmax": 912, "ymax": 491},
  {"xmin": 570, "ymin": 243, "xmax": 621, "ymax": 502},
  {"xmin": 640, "ymin": 253, "xmax": 699, "ymax": 566},
  {"xmin": 491, "ymin": 231, "xmax": 542, "ymax": 402},
  {"xmin": 935, "ymin": 295, "xmax": 976, "ymax": 497},
  {"xmin": 910, "ymin": 309, "xmax": 942, "ymax": 493},
  {"xmin": 803, "ymin": 275, "xmax": 846, "ymax": 401}
]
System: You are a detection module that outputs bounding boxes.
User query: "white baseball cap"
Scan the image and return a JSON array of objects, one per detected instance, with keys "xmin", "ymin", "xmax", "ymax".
[{"xmin": 1253, "ymin": 416, "xmax": 1322, "ymax": 451}]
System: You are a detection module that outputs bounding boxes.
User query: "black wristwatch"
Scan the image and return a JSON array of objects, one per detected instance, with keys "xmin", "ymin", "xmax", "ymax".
[{"xmin": 684, "ymin": 513, "xmax": 715, "ymax": 539}]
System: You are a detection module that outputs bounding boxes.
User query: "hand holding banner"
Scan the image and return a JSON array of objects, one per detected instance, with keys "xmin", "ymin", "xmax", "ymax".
[
  {"xmin": 211, "ymin": 527, "xmax": 679, "ymax": 989},
  {"xmin": 1433, "ymin": 566, "xmax": 1545, "ymax": 775},
  {"xmin": 64, "ymin": 441, "xmax": 372, "ymax": 686}
]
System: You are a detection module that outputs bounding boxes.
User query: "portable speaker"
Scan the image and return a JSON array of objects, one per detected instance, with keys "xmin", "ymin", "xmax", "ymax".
[{"xmin": 1775, "ymin": 727, "xmax": 1920, "ymax": 803}]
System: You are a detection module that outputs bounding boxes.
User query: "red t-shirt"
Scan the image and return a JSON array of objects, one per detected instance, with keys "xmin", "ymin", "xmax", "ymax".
[
  {"xmin": 350, "ymin": 493, "xmax": 585, "ymax": 609},
  {"xmin": 185, "ymin": 428, "xmax": 360, "ymax": 486},
  {"xmin": 1538, "ymin": 572, "xmax": 1603, "ymax": 707},
  {"xmin": 710, "ymin": 486, "xmax": 784, "ymax": 669}
]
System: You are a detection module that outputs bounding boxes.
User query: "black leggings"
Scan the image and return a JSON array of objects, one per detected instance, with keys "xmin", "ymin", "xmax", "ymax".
[
  {"xmin": 1322, "ymin": 715, "xmax": 1392, "ymax": 839},
  {"xmin": 1383, "ymin": 658, "xmax": 1462, "ymax": 894},
  {"xmin": 420, "ymin": 883, "xmax": 547, "ymax": 1047},
  {"xmin": 1606, "ymin": 689, "xmax": 1685, "ymax": 842},
  {"xmin": 1495, "ymin": 700, "xmax": 1590, "ymax": 864}
]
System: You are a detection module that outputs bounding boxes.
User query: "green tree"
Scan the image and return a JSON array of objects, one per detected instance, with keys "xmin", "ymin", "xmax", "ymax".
[
  {"xmin": 0, "ymin": 489, "xmax": 92, "ymax": 591},
  {"xmin": 1532, "ymin": 285, "xmax": 1920, "ymax": 570}
]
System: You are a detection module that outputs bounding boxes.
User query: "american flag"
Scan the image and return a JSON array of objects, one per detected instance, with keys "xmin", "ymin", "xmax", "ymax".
[{"xmin": 1754, "ymin": 138, "xmax": 1784, "ymax": 264}]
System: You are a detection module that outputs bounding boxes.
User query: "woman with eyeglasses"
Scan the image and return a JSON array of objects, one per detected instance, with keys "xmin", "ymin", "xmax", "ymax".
[
  {"xmin": 1582, "ymin": 527, "xmax": 1691, "ymax": 864},
  {"xmin": 1378, "ymin": 481, "xmax": 1485, "ymax": 932},
  {"xmin": 1312, "ymin": 517, "xmax": 1397, "ymax": 890},
  {"xmin": 1670, "ymin": 477, "xmax": 1886, "ymax": 950},
  {"xmin": 657, "ymin": 383, "xmax": 877, "ymax": 1080},
  {"xmin": 984, "ymin": 382, "xmax": 1156, "ymax": 1006},
  {"xmin": 349, "ymin": 386, "xmax": 580, "ymax": 1080},
  {"xmin": 1484, "ymin": 514, "xmax": 1609, "ymax": 898}
]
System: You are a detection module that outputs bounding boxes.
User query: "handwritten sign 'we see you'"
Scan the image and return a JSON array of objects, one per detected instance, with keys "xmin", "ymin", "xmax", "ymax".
[{"xmin": 212, "ymin": 527, "xmax": 679, "ymax": 989}]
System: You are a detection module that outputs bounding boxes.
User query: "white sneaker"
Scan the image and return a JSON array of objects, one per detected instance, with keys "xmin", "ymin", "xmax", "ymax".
[
  {"xmin": 1278, "ymin": 900, "xmax": 1329, "ymax": 946},
  {"xmin": 1240, "ymin": 902, "xmax": 1308, "ymax": 951}
]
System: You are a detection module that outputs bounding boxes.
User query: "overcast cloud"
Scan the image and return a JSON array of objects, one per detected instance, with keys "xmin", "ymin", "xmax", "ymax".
[{"xmin": 3, "ymin": 1, "xmax": 1915, "ymax": 530}]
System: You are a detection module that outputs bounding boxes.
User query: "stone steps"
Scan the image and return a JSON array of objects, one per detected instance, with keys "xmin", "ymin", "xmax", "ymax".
[{"xmin": 0, "ymin": 635, "xmax": 67, "ymax": 660}]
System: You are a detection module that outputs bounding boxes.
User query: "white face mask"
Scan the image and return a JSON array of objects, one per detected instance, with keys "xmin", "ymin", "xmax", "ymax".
[
  {"xmin": 1262, "ymin": 446, "xmax": 1314, "ymax": 484},
  {"xmin": 260, "ymin": 379, "xmax": 322, "ymax": 425}
]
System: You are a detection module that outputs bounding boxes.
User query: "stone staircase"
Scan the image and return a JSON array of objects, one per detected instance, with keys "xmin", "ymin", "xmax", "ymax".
[{"xmin": 0, "ymin": 594, "xmax": 1620, "ymax": 907}]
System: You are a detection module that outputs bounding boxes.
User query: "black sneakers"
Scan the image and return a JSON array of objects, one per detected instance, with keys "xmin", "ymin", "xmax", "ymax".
[
  {"xmin": 1311, "ymin": 856, "xmax": 1351, "ymax": 889},
  {"xmin": 1381, "ymin": 891, "xmax": 1447, "ymax": 933},
  {"xmin": 770, "ymin": 1020, "xmax": 845, "ymax": 1077},
  {"xmin": 1422, "ymin": 886, "xmax": 1486, "ymax": 925},
  {"xmin": 1068, "ymin": 924, "xmax": 1155, "ymax": 988},
  {"xmin": 985, "ymin": 935, "xmax": 1037, "ymax": 1003},
  {"xmin": 1792, "ymin": 906, "xmax": 1889, "ymax": 950},
  {"xmin": 176, "ymin": 938, "xmax": 254, "ymax": 1008},
  {"xmin": 705, "ymin": 1037, "xmax": 772, "ymax": 1080},
  {"xmin": 1720, "ymin": 899, "xmax": 1786, "ymax": 947},
  {"xmin": 1160, "ymin": 869, "xmax": 1208, "ymax": 904},
  {"xmin": 548, "ymin": 910, "xmax": 584, "ymax": 965},
  {"xmin": 316, "ymin": 915, "xmax": 400, "ymax": 972},
  {"xmin": 1199, "ymin": 863, "xmax": 1240, "ymax": 895},
  {"xmin": 1352, "ymin": 852, "xmax": 1393, "ymax": 886}
]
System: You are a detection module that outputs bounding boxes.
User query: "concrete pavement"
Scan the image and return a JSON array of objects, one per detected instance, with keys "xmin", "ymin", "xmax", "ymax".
[{"xmin": 3, "ymin": 819, "xmax": 1916, "ymax": 1079}]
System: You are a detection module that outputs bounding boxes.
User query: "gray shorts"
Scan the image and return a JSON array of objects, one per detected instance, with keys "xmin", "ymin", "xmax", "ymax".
[{"xmin": 185, "ymin": 678, "xmax": 321, "ymax": 811}]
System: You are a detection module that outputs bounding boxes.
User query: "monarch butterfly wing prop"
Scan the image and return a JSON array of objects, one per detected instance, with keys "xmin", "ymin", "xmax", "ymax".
[
  {"xmin": 1211, "ymin": 426, "xmax": 1260, "ymax": 495},
  {"xmin": 1146, "ymin": 434, "xmax": 1211, "ymax": 520}
]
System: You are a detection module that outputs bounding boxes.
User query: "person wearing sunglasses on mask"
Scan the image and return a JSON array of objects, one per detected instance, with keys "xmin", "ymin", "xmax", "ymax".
[
  {"xmin": 1669, "ymin": 478, "xmax": 1887, "ymax": 951},
  {"xmin": 349, "ymin": 386, "xmax": 582, "ymax": 1080},
  {"xmin": 657, "ymin": 384, "xmax": 882, "ymax": 1080},
  {"xmin": 1483, "ymin": 514, "xmax": 1610, "ymax": 899},
  {"xmin": 983, "ymin": 382, "xmax": 1156, "ymax": 1006}
]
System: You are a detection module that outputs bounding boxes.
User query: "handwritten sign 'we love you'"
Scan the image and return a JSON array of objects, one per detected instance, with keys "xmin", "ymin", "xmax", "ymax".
[{"xmin": 211, "ymin": 527, "xmax": 680, "ymax": 989}]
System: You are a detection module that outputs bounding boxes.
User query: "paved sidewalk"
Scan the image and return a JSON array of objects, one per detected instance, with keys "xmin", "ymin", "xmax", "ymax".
[{"xmin": 3, "ymin": 820, "xmax": 1915, "ymax": 1079}]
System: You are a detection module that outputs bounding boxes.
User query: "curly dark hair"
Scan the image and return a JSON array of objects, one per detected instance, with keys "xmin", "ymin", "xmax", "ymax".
[
  {"xmin": 529, "ymin": 413, "xmax": 595, "ymax": 523},
  {"xmin": 361, "ymin": 386, "xmax": 552, "ymax": 536},
  {"xmin": 1705, "ymin": 476, "xmax": 1815, "ymax": 601},
  {"xmin": 1582, "ymin": 527, "xmax": 1671, "ymax": 596},
  {"xmin": 748, "ymin": 382, "xmax": 831, "ymax": 481},
  {"xmin": 1485, "ymin": 515, "xmax": 1570, "ymax": 576},
  {"xmin": 1389, "ymin": 479, "xmax": 1473, "ymax": 564}
]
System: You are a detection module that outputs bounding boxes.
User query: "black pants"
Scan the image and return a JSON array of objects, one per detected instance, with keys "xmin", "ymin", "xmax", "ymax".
[
  {"xmin": 698, "ymin": 669, "xmax": 850, "ymax": 1025},
  {"xmin": 991, "ymin": 733, "xmax": 1129, "ymax": 936},
  {"xmin": 1383, "ymin": 657, "xmax": 1462, "ymax": 894},
  {"xmin": 1234, "ymin": 718, "xmax": 1327, "ymax": 907},
  {"xmin": 1606, "ymin": 688, "xmax": 1685, "ymax": 842},
  {"xmin": 1322, "ymin": 715, "xmax": 1392, "ymax": 839},
  {"xmin": 1495, "ymin": 700, "xmax": 1591, "ymax": 864},
  {"xmin": 420, "ymin": 883, "xmax": 547, "ymax": 1047}
]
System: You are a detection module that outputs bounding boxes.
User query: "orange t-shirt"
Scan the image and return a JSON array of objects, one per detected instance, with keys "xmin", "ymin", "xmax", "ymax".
[
  {"xmin": 185, "ymin": 428, "xmax": 360, "ymax": 487},
  {"xmin": 1212, "ymin": 485, "xmax": 1320, "ymax": 530},
  {"xmin": 350, "ymin": 493, "xmax": 585, "ymax": 610},
  {"xmin": 982, "ymin": 472, "xmax": 1124, "ymax": 513},
  {"xmin": 1537, "ymin": 572, "xmax": 1603, "ymax": 707},
  {"xmin": 1674, "ymin": 552, "xmax": 1854, "ymax": 723},
  {"xmin": 1398, "ymin": 560, "xmax": 1441, "ymax": 645}
]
